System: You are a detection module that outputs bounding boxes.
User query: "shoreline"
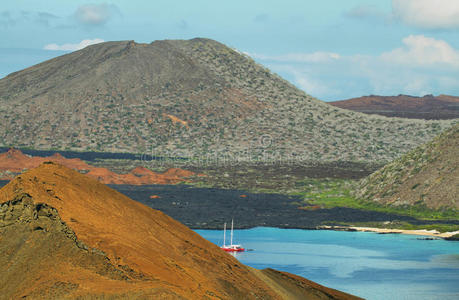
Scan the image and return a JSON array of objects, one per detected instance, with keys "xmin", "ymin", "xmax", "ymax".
[
  {"xmin": 319, "ymin": 225, "xmax": 459, "ymax": 238},
  {"xmin": 195, "ymin": 225, "xmax": 459, "ymax": 239}
]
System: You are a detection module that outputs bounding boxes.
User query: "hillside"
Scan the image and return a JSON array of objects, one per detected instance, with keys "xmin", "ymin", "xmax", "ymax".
[
  {"xmin": 0, "ymin": 163, "xmax": 361, "ymax": 299},
  {"xmin": 356, "ymin": 124, "xmax": 458, "ymax": 210},
  {"xmin": 329, "ymin": 94, "xmax": 459, "ymax": 120},
  {"xmin": 0, "ymin": 38, "xmax": 453, "ymax": 163},
  {"xmin": 0, "ymin": 148, "xmax": 198, "ymax": 184}
]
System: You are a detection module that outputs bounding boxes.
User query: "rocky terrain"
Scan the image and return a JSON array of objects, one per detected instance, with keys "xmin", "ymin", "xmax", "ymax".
[
  {"xmin": 0, "ymin": 38, "xmax": 453, "ymax": 163},
  {"xmin": 0, "ymin": 163, "xmax": 361, "ymax": 299},
  {"xmin": 329, "ymin": 94, "xmax": 459, "ymax": 120},
  {"xmin": 112, "ymin": 183, "xmax": 458, "ymax": 230},
  {"xmin": 356, "ymin": 124, "xmax": 458, "ymax": 210},
  {"xmin": 0, "ymin": 148, "xmax": 198, "ymax": 184}
]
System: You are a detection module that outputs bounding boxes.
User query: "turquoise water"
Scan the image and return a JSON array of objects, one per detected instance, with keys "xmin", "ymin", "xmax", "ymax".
[{"xmin": 195, "ymin": 227, "xmax": 459, "ymax": 300}]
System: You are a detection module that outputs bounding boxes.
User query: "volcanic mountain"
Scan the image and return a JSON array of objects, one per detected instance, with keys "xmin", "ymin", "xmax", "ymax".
[
  {"xmin": 329, "ymin": 94, "xmax": 459, "ymax": 120},
  {"xmin": 0, "ymin": 148, "xmax": 197, "ymax": 184},
  {"xmin": 0, "ymin": 163, "xmax": 361, "ymax": 299},
  {"xmin": 356, "ymin": 124, "xmax": 458, "ymax": 210},
  {"xmin": 0, "ymin": 39, "xmax": 453, "ymax": 163}
]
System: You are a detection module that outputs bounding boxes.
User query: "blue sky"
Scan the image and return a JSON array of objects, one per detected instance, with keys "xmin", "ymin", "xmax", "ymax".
[{"xmin": 1, "ymin": 0, "xmax": 459, "ymax": 100}]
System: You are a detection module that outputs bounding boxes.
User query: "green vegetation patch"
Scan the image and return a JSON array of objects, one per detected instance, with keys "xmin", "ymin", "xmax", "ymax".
[{"xmin": 292, "ymin": 178, "xmax": 458, "ymax": 221}]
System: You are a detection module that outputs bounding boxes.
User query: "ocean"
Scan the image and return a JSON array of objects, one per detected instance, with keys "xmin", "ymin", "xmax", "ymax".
[{"xmin": 195, "ymin": 227, "xmax": 459, "ymax": 300}]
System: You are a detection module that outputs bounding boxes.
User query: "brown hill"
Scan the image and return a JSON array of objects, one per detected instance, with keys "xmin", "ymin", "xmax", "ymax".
[
  {"xmin": 329, "ymin": 94, "xmax": 459, "ymax": 120},
  {"xmin": 0, "ymin": 39, "xmax": 453, "ymax": 163},
  {"xmin": 0, "ymin": 148, "xmax": 198, "ymax": 184},
  {"xmin": 356, "ymin": 124, "xmax": 458, "ymax": 210},
  {"xmin": 0, "ymin": 163, "xmax": 361, "ymax": 299}
]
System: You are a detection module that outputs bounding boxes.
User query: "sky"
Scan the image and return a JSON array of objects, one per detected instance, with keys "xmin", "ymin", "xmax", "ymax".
[{"xmin": 1, "ymin": 0, "xmax": 459, "ymax": 101}]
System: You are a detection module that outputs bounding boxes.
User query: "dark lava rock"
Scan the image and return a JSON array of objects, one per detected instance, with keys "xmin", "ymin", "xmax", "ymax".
[
  {"xmin": 110, "ymin": 184, "xmax": 442, "ymax": 230},
  {"xmin": 445, "ymin": 234, "xmax": 459, "ymax": 241}
]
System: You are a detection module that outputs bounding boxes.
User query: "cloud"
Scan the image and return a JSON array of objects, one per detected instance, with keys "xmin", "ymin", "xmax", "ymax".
[
  {"xmin": 0, "ymin": 10, "xmax": 59, "ymax": 28},
  {"xmin": 44, "ymin": 38, "xmax": 105, "ymax": 51},
  {"xmin": 74, "ymin": 3, "xmax": 118, "ymax": 26},
  {"xmin": 294, "ymin": 75, "xmax": 332, "ymax": 97},
  {"xmin": 380, "ymin": 35, "xmax": 459, "ymax": 68},
  {"xmin": 392, "ymin": 0, "xmax": 459, "ymax": 29},
  {"xmin": 251, "ymin": 36, "xmax": 459, "ymax": 100},
  {"xmin": 248, "ymin": 52, "xmax": 340, "ymax": 63}
]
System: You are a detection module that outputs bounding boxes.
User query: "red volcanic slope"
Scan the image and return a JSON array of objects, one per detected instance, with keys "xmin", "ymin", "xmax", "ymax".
[
  {"xmin": 0, "ymin": 148, "xmax": 196, "ymax": 184},
  {"xmin": 0, "ymin": 163, "xmax": 362, "ymax": 299},
  {"xmin": 329, "ymin": 94, "xmax": 459, "ymax": 119}
]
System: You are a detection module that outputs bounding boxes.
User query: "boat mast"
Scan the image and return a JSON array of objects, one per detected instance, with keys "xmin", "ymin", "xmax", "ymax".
[
  {"xmin": 223, "ymin": 222, "xmax": 226, "ymax": 247},
  {"xmin": 230, "ymin": 219, "xmax": 234, "ymax": 246}
]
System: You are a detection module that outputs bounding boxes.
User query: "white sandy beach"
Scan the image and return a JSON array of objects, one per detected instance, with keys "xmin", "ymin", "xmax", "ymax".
[
  {"xmin": 320, "ymin": 225, "xmax": 459, "ymax": 238},
  {"xmin": 350, "ymin": 227, "xmax": 459, "ymax": 238}
]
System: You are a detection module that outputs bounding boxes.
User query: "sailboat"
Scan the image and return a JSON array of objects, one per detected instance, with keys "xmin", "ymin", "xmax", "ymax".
[{"xmin": 220, "ymin": 219, "xmax": 245, "ymax": 252}]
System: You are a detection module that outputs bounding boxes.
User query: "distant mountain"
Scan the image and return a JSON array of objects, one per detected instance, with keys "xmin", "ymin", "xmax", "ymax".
[
  {"xmin": 356, "ymin": 124, "xmax": 458, "ymax": 210},
  {"xmin": 0, "ymin": 163, "xmax": 361, "ymax": 299},
  {"xmin": 0, "ymin": 39, "xmax": 453, "ymax": 163},
  {"xmin": 329, "ymin": 94, "xmax": 459, "ymax": 120},
  {"xmin": 0, "ymin": 148, "xmax": 198, "ymax": 184}
]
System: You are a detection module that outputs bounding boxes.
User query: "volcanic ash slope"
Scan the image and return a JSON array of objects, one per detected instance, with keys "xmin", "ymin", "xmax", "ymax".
[
  {"xmin": 0, "ymin": 38, "xmax": 453, "ymax": 163},
  {"xmin": 356, "ymin": 124, "xmax": 458, "ymax": 210}
]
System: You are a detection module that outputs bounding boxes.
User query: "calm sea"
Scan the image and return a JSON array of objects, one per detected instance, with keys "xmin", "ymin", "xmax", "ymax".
[{"xmin": 195, "ymin": 227, "xmax": 459, "ymax": 300}]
